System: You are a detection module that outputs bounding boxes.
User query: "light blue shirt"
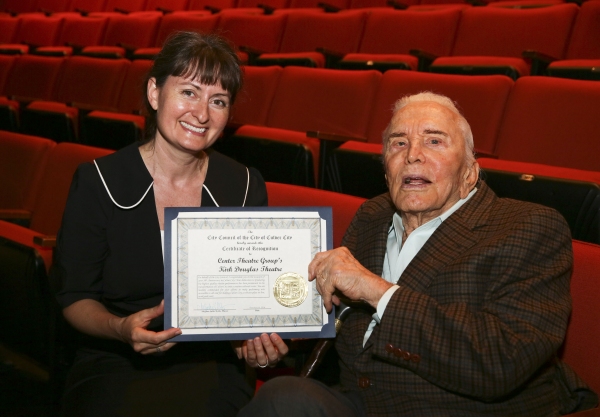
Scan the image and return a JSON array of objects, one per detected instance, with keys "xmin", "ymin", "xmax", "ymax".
[{"xmin": 362, "ymin": 188, "xmax": 477, "ymax": 347}]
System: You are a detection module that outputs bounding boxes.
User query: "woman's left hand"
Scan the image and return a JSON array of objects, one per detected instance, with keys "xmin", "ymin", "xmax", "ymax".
[{"xmin": 233, "ymin": 333, "xmax": 289, "ymax": 368}]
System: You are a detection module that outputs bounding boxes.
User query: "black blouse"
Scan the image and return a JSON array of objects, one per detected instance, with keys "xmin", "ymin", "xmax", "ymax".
[{"xmin": 53, "ymin": 143, "xmax": 267, "ymax": 319}]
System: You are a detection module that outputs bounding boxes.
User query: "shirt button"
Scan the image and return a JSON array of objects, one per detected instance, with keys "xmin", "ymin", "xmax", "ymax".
[
  {"xmin": 358, "ymin": 377, "xmax": 371, "ymax": 388},
  {"xmin": 385, "ymin": 343, "xmax": 394, "ymax": 353},
  {"xmin": 393, "ymin": 347, "xmax": 403, "ymax": 358},
  {"xmin": 411, "ymin": 354, "xmax": 421, "ymax": 363},
  {"xmin": 402, "ymin": 351, "xmax": 411, "ymax": 361}
]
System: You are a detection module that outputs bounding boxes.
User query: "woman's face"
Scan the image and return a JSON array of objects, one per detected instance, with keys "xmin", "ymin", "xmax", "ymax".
[{"xmin": 147, "ymin": 74, "xmax": 231, "ymax": 153}]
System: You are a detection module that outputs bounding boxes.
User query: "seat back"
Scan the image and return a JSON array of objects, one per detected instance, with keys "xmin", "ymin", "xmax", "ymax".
[
  {"xmin": 277, "ymin": 10, "xmax": 366, "ymax": 55},
  {"xmin": 561, "ymin": 240, "xmax": 600, "ymax": 395},
  {"xmin": 366, "ymin": 71, "xmax": 513, "ymax": 156},
  {"xmin": 54, "ymin": 55, "xmax": 129, "ymax": 111},
  {"xmin": 565, "ymin": 1, "xmax": 600, "ymax": 60},
  {"xmin": 451, "ymin": 4, "xmax": 578, "ymax": 59},
  {"xmin": 29, "ymin": 143, "xmax": 114, "ymax": 236},
  {"xmin": 0, "ymin": 131, "xmax": 56, "ymax": 213},
  {"xmin": 117, "ymin": 58, "xmax": 152, "ymax": 114},
  {"xmin": 288, "ymin": 0, "xmax": 350, "ymax": 8},
  {"xmin": 266, "ymin": 182, "xmax": 366, "ymax": 248},
  {"xmin": 55, "ymin": 15, "xmax": 108, "ymax": 48},
  {"xmin": 358, "ymin": 8, "xmax": 460, "ymax": 56},
  {"xmin": 231, "ymin": 65, "xmax": 283, "ymax": 126},
  {"xmin": 3, "ymin": 0, "xmax": 39, "ymax": 14},
  {"xmin": 37, "ymin": 0, "xmax": 73, "ymax": 13},
  {"xmin": 494, "ymin": 77, "xmax": 600, "ymax": 172},
  {"xmin": 0, "ymin": 55, "xmax": 17, "ymax": 96},
  {"xmin": 103, "ymin": 0, "xmax": 148, "ymax": 12},
  {"xmin": 188, "ymin": 0, "xmax": 237, "ymax": 11},
  {"xmin": 3, "ymin": 55, "xmax": 65, "ymax": 102},
  {"xmin": 0, "ymin": 16, "xmax": 21, "ymax": 44},
  {"xmin": 217, "ymin": 13, "xmax": 287, "ymax": 54},
  {"xmin": 11, "ymin": 15, "xmax": 65, "ymax": 48},
  {"xmin": 266, "ymin": 66, "xmax": 381, "ymax": 138},
  {"xmin": 100, "ymin": 14, "xmax": 160, "ymax": 48},
  {"xmin": 154, "ymin": 13, "xmax": 220, "ymax": 47}
]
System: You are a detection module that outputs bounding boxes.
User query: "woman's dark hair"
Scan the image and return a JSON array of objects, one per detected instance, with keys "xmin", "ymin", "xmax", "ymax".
[{"xmin": 141, "ymin": 31, "xmax": 243, "ymax": 142}]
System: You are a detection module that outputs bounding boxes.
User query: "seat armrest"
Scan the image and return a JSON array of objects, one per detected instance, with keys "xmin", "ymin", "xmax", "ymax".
[
  {"xmin": 410, "ymin": 49, "xmax": 438, "ymax": 72},
  {"xmin": 315, "ymin": 47, "xmax": 344, "ymax": 68},
  {"xmin": 113, "ymin": 7, "xmax": 130, "ymax": 14},
  {"xmin": 239, "ymin": 46, "xmax": 265, "ymax": 65},
  {"xmin": 156, "ymin": 7, "xmax": 173, "ymax": 14},
  {"xmin": 33, "ymin": 235, "xmax": 56, "ymax": 248},
  {"xmin": 522, "ymin": 50, "xmax": 558, "ymax": 75},
  {"xmin": 0, "ymin": 210, "xmax": 32, "ymax": 221},
  {"xmin": 204, "ymin": 5, "xmax": 221, "ymax": 13},
  {"xmin": 306, "ymin": 131, "xmax": 367, "ymax": 143}
]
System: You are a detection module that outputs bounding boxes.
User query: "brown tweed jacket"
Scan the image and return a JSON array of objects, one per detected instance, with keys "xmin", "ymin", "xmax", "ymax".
[{"xmin": 336, "ymin": 182, "xmax": 598, "ymax": 417}]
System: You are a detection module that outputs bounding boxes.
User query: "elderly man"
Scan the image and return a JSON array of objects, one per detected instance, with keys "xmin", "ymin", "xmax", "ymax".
[{"xmin": 238, "ymin": 92, "xmax": 597, "ymax": 417}]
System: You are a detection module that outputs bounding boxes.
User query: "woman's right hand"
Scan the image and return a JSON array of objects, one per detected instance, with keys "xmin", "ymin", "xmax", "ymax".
[
  {"xmin": 113, "ymin": 300, "xmax": 182, "ymax": 355},
  {"xmin": 63, "ymin": 298, "xmax": 182, "ymax": 355}
]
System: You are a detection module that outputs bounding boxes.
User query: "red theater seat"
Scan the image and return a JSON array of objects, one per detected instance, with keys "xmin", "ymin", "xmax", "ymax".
[
  {"xmin": 133, "ymin": 12, "xmax": 219, "ymax": 59},
  {"xmin": 0, "ymin": 15, "xmax": 64, "ymax": 54},
  {"xmin": 81, "ymin": 13, "xmax": 160, "ymax": 59},
  {"xmin": 562, "ymin": 240, "xmax": 600, "ymax": 396},
  {"xmin": 216, "ymin": 13, "xmax": 287, "ymax": 64},
  {"xmin": 327, "ymin": 71, "xmax": 513, "ymax": 197},
  {"xmin": 478, "ymin": 158, "xmax": 600, "ymax": 244},
  {"xmin": 230, "ymin": 65, "xmax": 284, "ymax": 127},
  {"xmin": 548, "ymin": 1, "xmax": 600, "ymax": 80},
  {"xmin": 266, "ymin": 182, "xmax": 366, "ymax": 249},
  {"xmin": 216, "ymin": 67, "xmax": 381, "ymax": 187},
  {"xmin": 0, "ymin": 54, "xmax": 65, "ymax": 132},
  {"xmin": 34, "ymin": 15, "xmax": 108, "ymax": 56},
  {"xmin": 0, "ymin": 16, "xmax": 20, "ymax": 44},
  {"xmin": 255, "ymin": 10, "xmax": 367, "ymax": 68},
  {"xmin": 493, "ymin": 76, "xmax": 600, "ymax": 172},
  {"xmin": 21, "ymin": 56, "xmax": 129, "ymax": 142},
  {"xmin": 429, "ymin": 4, "xmax": 578, "ymax": 78},
  {"xmin": 339, "ymin": 8, "xmax": 461, "ymax": 72},
  {"xmin": 82, "ymin": 59, "xmax": 153, "ymax": 149},
  {"xmin": 0, "ymin": 131, "xmax": 56, "ymax": 222}
]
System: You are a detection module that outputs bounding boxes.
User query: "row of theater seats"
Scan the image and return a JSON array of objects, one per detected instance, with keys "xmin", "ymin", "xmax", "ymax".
[
  {"xmin": 0, "ymin": 129, "xmax": 599, "ymax": 410},
  {"xmin": 1, "ymin": 2, "xmax": 600, "ymax": 79},
  {"xmin": 216, "ymin": 66, "xmax": 600, "ymax": 243},
  {"xmin": 4, "ymin": 0, "xmax": 595, "ymax": 15},
  {"xmin": 1, "ymin": 55, "xmax": 599, "ymax": 244}
]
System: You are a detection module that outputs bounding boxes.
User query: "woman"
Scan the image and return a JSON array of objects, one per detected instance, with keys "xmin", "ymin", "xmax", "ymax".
[{"xmin": 52, "ymin": 32, "xmax": 288, "ymax": 417}]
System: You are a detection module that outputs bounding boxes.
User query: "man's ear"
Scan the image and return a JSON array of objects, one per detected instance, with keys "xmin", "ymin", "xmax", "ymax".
[
  {"xmin": 461, "ymin": 160, "xmax": 480, "ymax": 198},
  {"xmin": 147, "ymin": 78, "xmax": 159, "ymax": 111}
]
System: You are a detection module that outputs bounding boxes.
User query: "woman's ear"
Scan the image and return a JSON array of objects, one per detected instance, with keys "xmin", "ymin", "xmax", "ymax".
[{"xmin": 147, "ymin": 78, "xmax": 159, "ymax": 111}]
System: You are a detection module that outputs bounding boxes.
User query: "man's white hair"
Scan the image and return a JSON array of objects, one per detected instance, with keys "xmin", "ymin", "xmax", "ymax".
[{"xmin": 382, "ymin": 92, "xmax": 476, "ymax": 165}]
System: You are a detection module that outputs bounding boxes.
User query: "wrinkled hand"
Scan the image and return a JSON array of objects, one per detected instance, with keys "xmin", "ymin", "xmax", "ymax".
[
  {"xmin": 233, "ymin": 333, "xmax": 289, "ymax": 368},
  {"xmin": 115, "ymin": 300, "xmax": 182, "ymax": 355},
  {"xmin": 308, "ymin": 247, "xmax": 393, "ymax": 312}
]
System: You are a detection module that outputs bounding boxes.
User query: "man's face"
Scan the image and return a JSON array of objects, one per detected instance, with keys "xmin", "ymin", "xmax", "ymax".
[{"xmin": 384, "ymin": 101, "xmax": 479, "ymax": 225}]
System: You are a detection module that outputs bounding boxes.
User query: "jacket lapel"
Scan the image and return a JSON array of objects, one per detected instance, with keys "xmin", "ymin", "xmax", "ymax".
[{"xmin": 397, "ymin": 183, "xmax": 496, "ymax": 293}]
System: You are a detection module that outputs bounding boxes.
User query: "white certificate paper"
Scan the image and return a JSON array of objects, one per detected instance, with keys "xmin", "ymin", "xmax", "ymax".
[{"xmin": 164, "ymin": 207, "xmax": 335, "ymax": 341}]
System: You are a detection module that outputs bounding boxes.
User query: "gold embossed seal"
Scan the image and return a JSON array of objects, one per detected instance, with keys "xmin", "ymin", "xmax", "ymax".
[{"xmin": 273, "ymin": 272, "xmax": 308, "ymax": 308}]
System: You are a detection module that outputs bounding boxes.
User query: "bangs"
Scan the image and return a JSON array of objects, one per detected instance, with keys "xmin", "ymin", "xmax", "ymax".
[{"xmin": 173, "ymin": 47, "xmax": 241, "ymax": 100}]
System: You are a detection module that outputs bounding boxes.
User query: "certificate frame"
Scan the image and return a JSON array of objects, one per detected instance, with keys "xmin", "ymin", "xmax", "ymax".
[{"xmin": 164, "ymin": 206, "xmax": 335, "ymax": 341}]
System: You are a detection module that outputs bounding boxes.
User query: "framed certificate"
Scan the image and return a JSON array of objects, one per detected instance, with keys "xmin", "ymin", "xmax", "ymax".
[{"xmin": 164, "ymin": 207, "xmax": 336, "ymax": 341}]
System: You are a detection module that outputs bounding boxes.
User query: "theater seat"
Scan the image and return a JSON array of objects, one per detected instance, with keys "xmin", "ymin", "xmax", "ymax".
[
  {"xmin": 0, "ymin": 131, "xmax": 56, "ymax": 224},
  {"xmin": 266, "ymin": 182, "xmax": 366, "ymax": 250},
  {"xmin": 33, "ymin": 15, "xmax": 108, "ymax": 56},
  {"xmin": 429, "ymin": 4, "xmax": 578, "ymax": 78},
  {"xmin": 0, "ymin": 142, "xmax": 113, "ymax": 370},
  {"xmin": 547, "ymin": 1, "xmax": 600, "ymax": 81},
  {"xmin": 0, "ymin": 15, "xmax": 64, "ymax": 55},
  {"xmin": 478, "ymin": 158, "xmax": 600, "ymax": 245},
  {"xmin": 561, "ymin": 240, "xmax": 600, "ymax": 397}
]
